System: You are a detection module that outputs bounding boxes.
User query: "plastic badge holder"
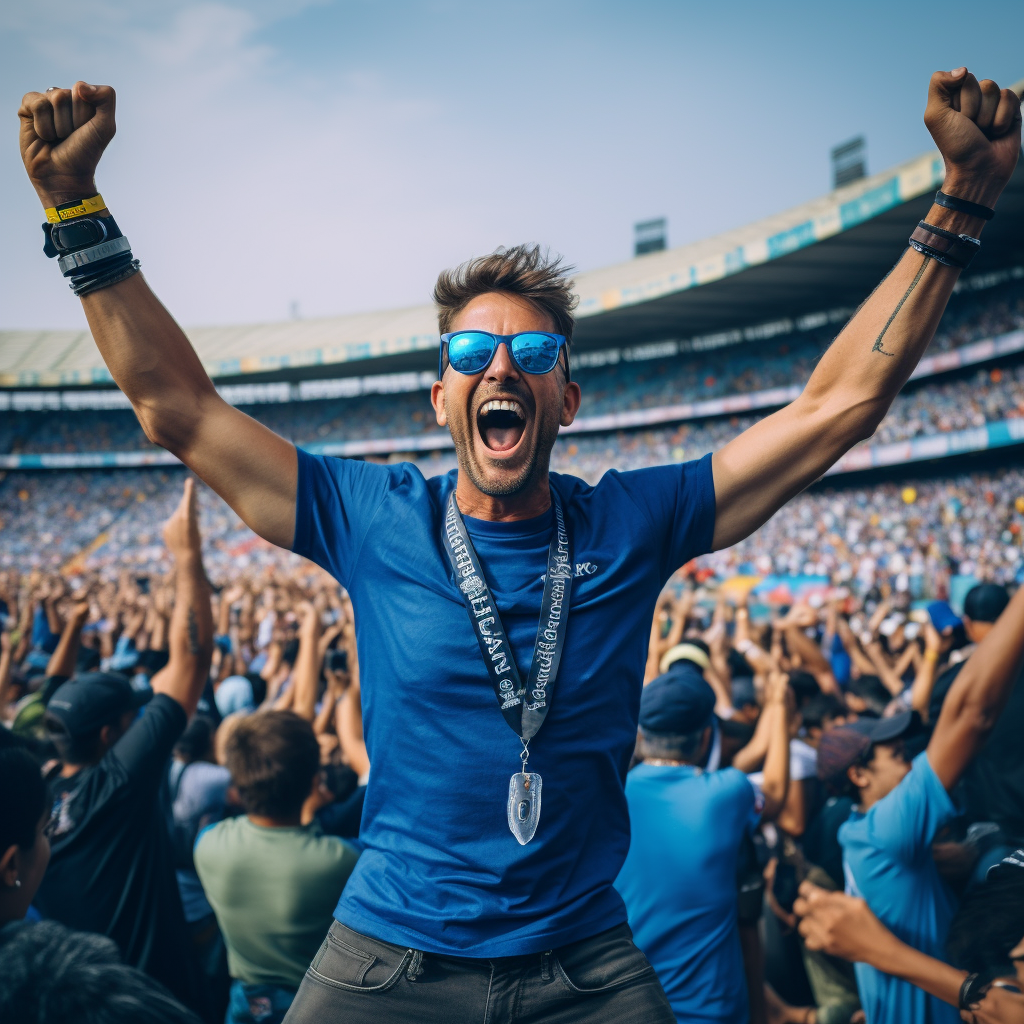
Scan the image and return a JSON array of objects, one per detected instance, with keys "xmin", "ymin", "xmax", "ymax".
[{"xmin": 507, "ymin": 772, "xmax": 542, "ymax": 845}]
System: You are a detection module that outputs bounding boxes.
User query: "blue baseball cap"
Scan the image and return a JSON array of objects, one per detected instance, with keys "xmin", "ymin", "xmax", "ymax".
[{"xmin": 639, "ymin": 662, "xmax": 716, "ymax": 734}]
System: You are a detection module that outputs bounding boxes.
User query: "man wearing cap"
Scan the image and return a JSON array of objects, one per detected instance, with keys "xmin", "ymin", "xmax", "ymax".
[
  {"xmin": 816, "ymin": 581, "xmax": 1024, "ymax": 1024},
  {"xmin": 33, "ymin": 480, "xmax": 213, "ymax": 1012},
  {"xmin": 614, "ymin": 664, "xmax": 791, "ymax": 1023}
]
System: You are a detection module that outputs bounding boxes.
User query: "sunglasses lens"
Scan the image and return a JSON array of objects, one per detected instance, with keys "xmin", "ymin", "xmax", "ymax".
[
  {"xmin": 512, "ymin": 333, "xmax": 560, "ymax": 373},
  {"xmin": 447, "ymin": 332, "xmax": 495, "ymax": 374}
]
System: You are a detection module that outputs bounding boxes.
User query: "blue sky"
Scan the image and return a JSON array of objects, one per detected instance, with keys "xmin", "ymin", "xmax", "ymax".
[{"xmin": 2, "ymin": 0, "xmax": 1022, "ymax": 330}]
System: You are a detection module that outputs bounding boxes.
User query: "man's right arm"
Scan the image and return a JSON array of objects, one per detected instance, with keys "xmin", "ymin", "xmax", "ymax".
[{"xmin": 18, "ymin": 82, "xmax": 297, "ymax": 548}]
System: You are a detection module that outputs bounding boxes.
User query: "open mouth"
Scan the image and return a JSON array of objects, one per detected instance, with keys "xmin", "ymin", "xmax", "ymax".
[{"xmin": 476, "ymin": 398, "xmax": 528, "ymax": 453}]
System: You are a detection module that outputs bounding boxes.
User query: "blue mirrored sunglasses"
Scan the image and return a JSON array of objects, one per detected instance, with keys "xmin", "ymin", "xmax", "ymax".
[{"xmin": 439, "ymin": 331, "xmax": 570, "ymax": 380}]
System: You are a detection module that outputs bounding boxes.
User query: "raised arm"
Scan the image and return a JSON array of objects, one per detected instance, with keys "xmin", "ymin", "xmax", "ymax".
[
  {"xmin": 149, "ymin": 479, "xmax": 214, "ymax": 717},
  {"xmin": 780, "ymin": 605, "xmax": 841, "ymax": 696},
  {"xmin": 711, "ymin": 70, "xmax": 1021, "ymax": 549},
  {"xmin": 758, "ymin": 671, "xmax": 792, "ymax": 821},
  {"xmin": 928, "ymin": 583, "xmax": 1024, "ymax": 792},
  {"xmin": 45, "ymin": 595, "xmax": 90, "ymax": 679},
  {"xmin": 290, "ymin": 602, "xmax": 323, "ymax": 723},
  {"xmin": 18, "ymin": 83, "xmax": 297, "ymax": 549}
]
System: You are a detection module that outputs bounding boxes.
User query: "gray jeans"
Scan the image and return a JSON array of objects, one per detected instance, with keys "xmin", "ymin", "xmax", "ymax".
[{"xmin": 282, "ymin": 920, "xmax": 674, "ymax": 1024}]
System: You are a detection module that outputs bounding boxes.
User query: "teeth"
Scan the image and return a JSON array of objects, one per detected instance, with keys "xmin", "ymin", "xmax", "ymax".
[{"xmin": 481, "ymin": 399, "xmax": 525, "ymax": 419}]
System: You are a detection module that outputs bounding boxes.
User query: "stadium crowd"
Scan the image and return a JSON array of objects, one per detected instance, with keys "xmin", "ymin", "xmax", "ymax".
[
  {"xmin": 2, "ymin": 466, "xmax": 1024, "ymax": 1024},
  {"xmin": 4, "ymin": 459, "xmax": 1024, "ymax": 602},
  {"xmin": 3, "ymin": 274, "xmax": 1021, "ymax": 457}
]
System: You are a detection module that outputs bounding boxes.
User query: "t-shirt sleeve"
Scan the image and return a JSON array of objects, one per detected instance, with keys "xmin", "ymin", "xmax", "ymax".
[
  {"xmin": 110, "ymin": 693, "xmax": 187, "ymax": 790},
  {"xmin": 291, "ymin": 447, "xmax": 395, "ymax": 587},
  {"xmin": 612, "ymin": 453, "xmax": 716, "ymax": 579},
  {"xmin": 862, "ymin": 751, "xmax": 958, "ymax": 865}
]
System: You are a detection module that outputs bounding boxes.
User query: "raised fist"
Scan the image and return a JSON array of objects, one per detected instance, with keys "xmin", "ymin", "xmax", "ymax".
[
  {"xmin": 18, "ymin": 82, "xmax": 116, "ymax": 206},
  {"xmin": 162, "ymin": 478, "xmax": 203, "ymax": 560},
  {"xmin": 924, "ymin": 68, "xmax": 1022, "ymax": 208}
]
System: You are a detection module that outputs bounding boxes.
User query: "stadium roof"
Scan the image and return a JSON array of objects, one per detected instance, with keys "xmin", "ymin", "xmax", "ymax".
[{"xmin": 3, "ymin": 143, "xmax": 1023, "ymax": 389}]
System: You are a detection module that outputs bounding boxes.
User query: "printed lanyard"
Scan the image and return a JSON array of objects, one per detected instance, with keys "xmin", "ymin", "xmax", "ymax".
[{"xmin": 442, "ymin": 489, "xmax": 573, "ymax": 744}]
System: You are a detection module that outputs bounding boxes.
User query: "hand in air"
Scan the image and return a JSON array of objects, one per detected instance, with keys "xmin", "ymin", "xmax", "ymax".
[
  {"xmin": 924, "ymin": 69, "xmax": 1021, "ymax": 205},
  {"xmin": 162, "ymin": 479, "xmax": 203, "ymax": 559},
  {"xmin": 18, "ymin": 81, "xmax": 116, "ymax": 205}
]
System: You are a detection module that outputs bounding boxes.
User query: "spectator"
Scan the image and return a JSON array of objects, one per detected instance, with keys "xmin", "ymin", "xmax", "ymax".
[
  {"xmin": 0, "ymin": 919, "xmax": 203, "ymax": 1024},
  {"xmin": 816, "ymin": 581, "xmax": 1024, "ymax": 1024},
  {"xmin": 169, "ymin": 715, "xmax": 233, "ymax": 1020},
  {"xmin": 194, "ymin": 709, "xmax": 360, "ymax": 1024},
  {"xmin": 0, "ymin": 745, "xmax": 50, "ymax": 929},
  {"xmin": 615, "ymin": 663, "xmax": 791, "ymax": 1023},
  {"xmin": 925, "ymin": 582, "xmax": 1024, "ymax": 861},
  {"xmin": 795, "ymin": 848, "xmax": 1024, "ymax": 1023},
  {"xmin": 31, "ymin": 480, "xmax": 214, "ymax": 1013}
]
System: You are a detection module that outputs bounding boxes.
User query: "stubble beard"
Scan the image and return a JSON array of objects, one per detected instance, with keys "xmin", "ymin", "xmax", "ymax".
[{"xmin": 446, "ymin": 394, "xmax": 559, "ymax": 498}]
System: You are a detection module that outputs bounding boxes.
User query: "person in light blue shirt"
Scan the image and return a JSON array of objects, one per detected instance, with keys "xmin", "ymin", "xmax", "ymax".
[
  {"xmin": 616, "ymin": 664, "xmax": 792, "ymax": 1023},
  {"xmin": 816, "ymin": 581, "xmax": 1024, "ymax": 1024}
]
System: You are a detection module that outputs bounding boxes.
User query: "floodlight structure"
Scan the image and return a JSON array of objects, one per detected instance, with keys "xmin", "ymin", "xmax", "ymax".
[
  {"xmin": 634, "ymin": 218, "xmax": 667, "ymax": 257},
  {"xmin": 832, "ymin": 137, "xmax": 866, "ymax": 189}
]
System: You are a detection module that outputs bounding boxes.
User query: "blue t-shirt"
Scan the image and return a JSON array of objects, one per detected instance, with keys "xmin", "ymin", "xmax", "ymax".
[
  {"xmin": 839, "ymin": 752, "xmax": 960, "ymax": 1024},
  {"xmin": 615, "ymin": 764, "xmax": 760, "ymax": 1024},
  {"xmin": 292, "ymin": 448, "xmax": 715, "ymax": 955}
]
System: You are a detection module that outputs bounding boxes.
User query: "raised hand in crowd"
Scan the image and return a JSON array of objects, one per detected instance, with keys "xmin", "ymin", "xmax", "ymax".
[{"xmin": 150, "ymin": 478, "xmax": 213, "ymax": 717}]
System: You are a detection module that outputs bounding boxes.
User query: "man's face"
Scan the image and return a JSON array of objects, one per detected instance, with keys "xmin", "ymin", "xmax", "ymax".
[
  {"xmin": 431, "ymin": 292, "xmax": 581, "ymax": 499},
  {"xmin": 849, "ymin": 740, "xmax": 911, "ymax": 807}
]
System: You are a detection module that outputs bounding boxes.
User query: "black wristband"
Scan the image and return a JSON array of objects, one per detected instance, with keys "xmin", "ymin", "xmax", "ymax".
[
  {"xmin": 909, "ymin": 221, "xmax": 981, "ymax": 269},
  {"xmin": 959, "ymin": 973, "xmax": 983, "ymax": 1010},
  {"xmin": 908, "ymin": 240, "xmax": 959, "ymax": 268},
  {"xmin": 934, "ymin": 190, "xmax": 995, "ymax": 221},
  {"xmin": 70, "ymin": 257, "xmax": 141, "ymax": 297},
  {"xmin": 42, "ymin": 214, "xmax": 124, "ymax": 259}
]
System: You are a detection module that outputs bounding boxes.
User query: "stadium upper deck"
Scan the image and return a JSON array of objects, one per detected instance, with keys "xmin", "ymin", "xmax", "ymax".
[{"xmin": 3, "ymin": 138, "xmax": 1023, "ymax": 391}]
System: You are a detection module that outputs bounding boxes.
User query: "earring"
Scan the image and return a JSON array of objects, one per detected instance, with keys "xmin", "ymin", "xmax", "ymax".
[{"xmin": 13, "ymin": 880, "xmax": 21, "ymax": 888}]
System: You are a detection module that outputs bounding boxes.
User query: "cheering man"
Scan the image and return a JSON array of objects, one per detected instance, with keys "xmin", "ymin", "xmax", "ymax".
[{"xmin": 17, "ymin": 69, "xmax": 1021, "ymax": 1023}]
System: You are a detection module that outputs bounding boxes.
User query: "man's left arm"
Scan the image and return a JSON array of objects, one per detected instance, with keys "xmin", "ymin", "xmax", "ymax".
[{"xmin": 712, "ymin": 69, "xmax": 1020, "ymax": 550}]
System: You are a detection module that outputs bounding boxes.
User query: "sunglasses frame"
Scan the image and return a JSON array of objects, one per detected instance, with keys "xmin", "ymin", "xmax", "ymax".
[{"xmin": 438, "ymin": 331, "xmax": 570, "ymax": 381}]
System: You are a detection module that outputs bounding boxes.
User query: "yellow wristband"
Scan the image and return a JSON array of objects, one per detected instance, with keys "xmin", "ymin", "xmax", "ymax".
[
  {"xmin": 924, "ymin": 648, "xmax": 940, "ymax": 662},
  {"xmin": 44, "ymin": 193, "xmax": 107, "ymax": 224}
]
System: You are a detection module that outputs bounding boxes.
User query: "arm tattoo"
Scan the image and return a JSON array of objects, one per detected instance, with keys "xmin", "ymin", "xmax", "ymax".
[
  {"xmin": 186, "ymin": 607, "xmax": 201, "ymax": 656},
  {"xmin": 872, "ymin": 256, "xmax": 931, "ymax": 357}
]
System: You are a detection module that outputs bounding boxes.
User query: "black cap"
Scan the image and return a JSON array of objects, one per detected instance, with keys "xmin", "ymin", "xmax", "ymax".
[
  {"xmin": 46, "ymin": 673, "xmax": 152, "ymax": 737},
  {"xmin": 964, "ymin": 583, "xmax": 1010, "ymax": 624},
  {"xmin": 639, "ymin": 662, "xmax": 716, "ymax": 734},
  {"xmin": 846, "ymin": 709, "xmax": 917, "ymax": 745}
]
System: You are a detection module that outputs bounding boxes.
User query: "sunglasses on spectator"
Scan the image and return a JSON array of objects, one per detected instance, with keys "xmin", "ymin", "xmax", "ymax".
[{"xmin": 439, "ymin": 331, "xmax": 570, "ymax": 380}]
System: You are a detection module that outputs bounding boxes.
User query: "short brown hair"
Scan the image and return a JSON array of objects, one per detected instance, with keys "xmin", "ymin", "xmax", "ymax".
[
  {"xmin": 433, "ymin": 245, "xmax": 578, "ymax": 341},
  {"xmin": 224, "ymin": 710, "xmax": 320, "ymax": 818}
]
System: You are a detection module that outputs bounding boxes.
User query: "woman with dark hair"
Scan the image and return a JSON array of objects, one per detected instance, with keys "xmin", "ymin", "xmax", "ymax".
[{"xmin": 0, "ymin": 745, "xmax": 51, "ymax": 929}]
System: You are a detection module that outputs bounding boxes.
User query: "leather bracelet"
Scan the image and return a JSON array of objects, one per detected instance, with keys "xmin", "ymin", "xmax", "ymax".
[
  {"xmin": 909, "ymin": 221, "xmax": 980, "ymax": 269},
  {"xmin": 57, "ymin": 236, "xmax": 132, "ymax": 275},
  {"xmin": 959, "ymin": 973, "xmax": 983, "ymax": 1010},
  {"xmin": 71, "ymin": 258, "xmax": 141, "ymax": 297},
  {"xmin": 935, "ymin": 190, "xmax": 995, "ymax": 221}
]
